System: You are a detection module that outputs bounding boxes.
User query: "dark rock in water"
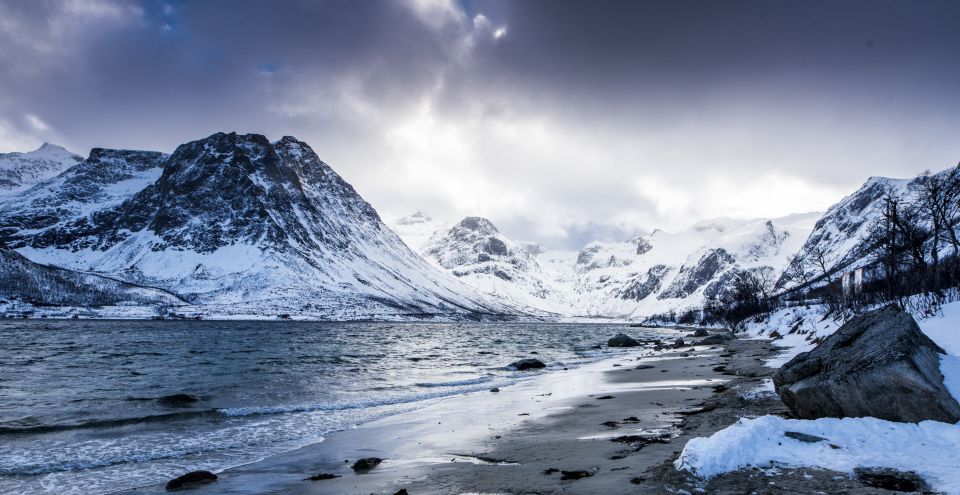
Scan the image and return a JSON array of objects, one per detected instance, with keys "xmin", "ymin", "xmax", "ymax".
[
  {"xmin": 351, "ymin": 457, "xmax": 382, "ymax": 472},
  {"xmin": 509, "ymin": 358, "xmax": 546, "ymax": 370},
  {"xmin": 601, "ymin": 421, "xmax": 620, "ymax": 428},
  {"xmin": 157, "ymin": 394, "xmax": 199, "ymax": 407},
  {"xmin": 854, "ymin": 467, "xmax": 930, "ymax": 492},
  {"xmin": 304, "ymin": 473, "xmax": 340, "ymax": 481},
  {"xmin": 672, "ymin": 337, "xmax": 685, "ymax": 348},
  {"xmin": 697, "ymin": 333, "xmax": 734, "ymax": 345},
  {"xmin": 595, "ymin": 395, "xmax": 615, "ymax": 400},
  {"xmin": 635, "ymin": 364, "xmax": 655, "ymax": 370},
  {"xmin": 543, "ymin": 467, "xmax": 560, "ymax": 475},
  {"xmin": 560, "ymin": 470, "xmax": 593, "ymax": 480},
  {"xmin": 608, "ymin": 333, "xmax": 640, "ymax": 347},
  {"xmin": 773, "ymin": 305, "xmax": 960, "ymax": 423},
  {"xmin": 393, "ymin": 490, "xmax": 409, "ymax": 495},
  {"xmin": 692, "ymin": 328, "xmax": 709, "ymax": 337},
  {"xmin": 622, "ymin": 416, "xmax": 640, "ymax": 422},
  {"xmin": 783, "ymin": 431, "xmax": 828, "ymax": 443},
  {"xmin": 165, "ymin": 471, "xmax": 217, "ymax": 491}
]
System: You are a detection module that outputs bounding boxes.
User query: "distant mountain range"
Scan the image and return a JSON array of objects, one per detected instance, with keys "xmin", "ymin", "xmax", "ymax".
[
  {"xmin": 0, "ymin": 133, "xmax": 954, "ymax": 320},
  {"xmin": 391, "ymin": 211, "xmax": 819, "ymax": 319}
]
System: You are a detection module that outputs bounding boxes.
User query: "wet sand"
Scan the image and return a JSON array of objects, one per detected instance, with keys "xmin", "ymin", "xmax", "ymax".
[{"xmin": 120, "ymin": 336, "xmax": 880, "ymax": 494}]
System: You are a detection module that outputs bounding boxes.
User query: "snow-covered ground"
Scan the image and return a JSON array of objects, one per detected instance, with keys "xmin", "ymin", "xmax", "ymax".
[
  {"xmin": 677, "ymin": 415, "xmax": 960, "ymax": 493},
  {"xmin": 678, "ymin": 300, "xmax": 960, "ymax": 493}
]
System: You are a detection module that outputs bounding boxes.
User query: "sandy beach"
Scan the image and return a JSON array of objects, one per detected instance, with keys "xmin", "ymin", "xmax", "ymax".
[{"xmin": 115, "ymin": 334, "xmax": 758, "ymax": 495}]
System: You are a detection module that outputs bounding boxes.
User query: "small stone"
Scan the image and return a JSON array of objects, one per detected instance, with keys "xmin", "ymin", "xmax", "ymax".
[
  {"xmin": 560, "ymin": 470, "xmax": 593, "ymax": 480},
  {"xmin": 304, "ymin": 473, "xmax": 340, "ymax": 481},
  {"xmin": 350, "ymin": 457, "xmax": 382, "ymax": 473},
  {"xmin": 165, "ymin": 471, "xmax": 217, "ymax": 491},
  {"xmin": 509, "ymin": 358, "xmax": 546, "ymax": 371},
  {"xmin": 784, "ymin": 431, "xmax": 828, "ymax": 443}
]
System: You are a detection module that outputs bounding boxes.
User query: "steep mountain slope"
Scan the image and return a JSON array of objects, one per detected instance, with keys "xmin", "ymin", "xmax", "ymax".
[
  {"xmin": 394, "ymin": 212, "xmax": 819, "ymax": 319},
  {"xmin": 0, "ymin": 245, "xmax": 182, "ymax": 311},
  {"xmin": 0, "ymin": 143, "xmax": 83, "ymax": 194},
  {"xmin": 776, "ymin": 168, "xmax": 960, "ymax": 290},
  {"xmin": 0, "ymin": 132, "xmax": 512, "ymax": 319},
  {"xmin": 393, "ymin": 214, "xmax": 562, "ymax": 314}
]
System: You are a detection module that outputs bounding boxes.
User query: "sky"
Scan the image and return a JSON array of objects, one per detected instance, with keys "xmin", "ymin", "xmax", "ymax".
[{"xmin": 1, "ymin": 0, "xmax": 959, "ymax": 249}]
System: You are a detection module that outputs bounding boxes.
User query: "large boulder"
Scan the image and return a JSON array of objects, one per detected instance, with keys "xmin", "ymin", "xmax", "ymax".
[
  {"xmin": 773, "ymin": 305, "xmax": 960, "ymax": 423},
  {"xmin": 607, "ymin": 333, "xmax": 640, "ymax": 347}
]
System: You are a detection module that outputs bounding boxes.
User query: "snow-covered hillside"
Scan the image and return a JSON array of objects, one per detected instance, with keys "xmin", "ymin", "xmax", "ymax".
[
  {"xmin": 393, "ymin": 212, "xmax": 820, "ymax": 319},
  {"xmin": 777, "ymin": 167, "xmax": 959, "ymax": 290},
  {"xmin": 393, "ymin": 213, "xmax": 562, "ymax": 314},
  {"xmin": 0, "ymin": 245, "xmax": 183, "ymax": 312},
  {"xmin": 0, "ymin": 132, "xmax": 514, "ymax": 320},
  {"xmin": 0, "ymin": 143, "xmax": 83, "ymax": 194}
]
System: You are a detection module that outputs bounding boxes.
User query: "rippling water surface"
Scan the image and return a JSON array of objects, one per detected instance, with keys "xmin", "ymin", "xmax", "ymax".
[{"xmin": 0, "ymin": 319, "xmax": 668, "ymax": 494}]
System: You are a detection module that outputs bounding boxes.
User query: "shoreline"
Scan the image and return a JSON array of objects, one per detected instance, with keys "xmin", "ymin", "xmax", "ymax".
[
  {"xmin": 118, "ymin": 333, "xmax": 728, "ymax": 495},
  {"xmin": 119, "ymin": 332, "xmax": 897, "ymax": 494}
]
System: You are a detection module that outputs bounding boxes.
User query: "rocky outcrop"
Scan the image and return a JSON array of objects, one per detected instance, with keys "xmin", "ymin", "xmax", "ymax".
[
  {"xmin": 773, "ymin": 305, "xmax": 960, "ymax": 423},
  {"xmin": 607, "ymin": 333, "xmax": 640, "ymax": 347}
]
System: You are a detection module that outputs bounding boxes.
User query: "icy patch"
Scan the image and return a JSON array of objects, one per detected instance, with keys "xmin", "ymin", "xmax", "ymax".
[
  {"xmin": 676, "ymin": 415, "xmax": 960, "ymax": 493},
  {"xmin": 737, "ymin": 379, "xmax": 777, "ymax": 401}
]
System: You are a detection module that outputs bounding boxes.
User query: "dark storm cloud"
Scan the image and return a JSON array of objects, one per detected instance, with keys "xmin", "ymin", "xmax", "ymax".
[{"xmin": 1, "ymin": 0, "xmax": 958, "ymax": 248}]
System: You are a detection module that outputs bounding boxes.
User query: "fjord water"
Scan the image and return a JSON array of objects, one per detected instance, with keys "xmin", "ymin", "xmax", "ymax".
[{"xmin": 0, "ymin": 320, "xmax": 668, "ymax": 494}]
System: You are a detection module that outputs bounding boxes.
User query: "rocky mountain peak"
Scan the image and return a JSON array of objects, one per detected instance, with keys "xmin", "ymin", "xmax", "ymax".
[{"xmin": 457, "ymin": 216, "xmax": 499, "ymax": 234}]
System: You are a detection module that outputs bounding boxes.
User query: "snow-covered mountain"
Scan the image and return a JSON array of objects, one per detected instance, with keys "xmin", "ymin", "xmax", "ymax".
[
  {"xmin": 393, "ymin": 212, "xmax": 819, "ymax": 319},
  {"xmin": 777, "ymin": 166, "xmax": 960, "ymax": 290},
  {"xmin": 392, "ymin": 213, "xmax": 563, "ymax": 314},
  {"xmin": 0, "ymin": 143, "xmax": 83, "ymax": 194},
  {"xmin": 0, "ymin": 132, "xmax": 513, "ymax": 320}
]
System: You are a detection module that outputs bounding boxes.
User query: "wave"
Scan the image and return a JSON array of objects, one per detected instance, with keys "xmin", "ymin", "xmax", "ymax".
[
  {"xmin": 0, "ymin": 410, "xmax": 221, "ymax": 435},
  {"xmin": 414, "ymin": 376, "xmax": 494, "ymax": 388},
  {"xmin": 218, "ymin": 380, "xmax": 509, "ymax": 417}
]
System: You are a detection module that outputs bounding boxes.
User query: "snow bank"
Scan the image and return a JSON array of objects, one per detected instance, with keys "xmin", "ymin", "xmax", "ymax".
[
  {"xmin": 676, "ymin": 415, "xmax": 960, "ymax": 493},
  {"xmin": 743, "ymin": 304, "xmax": 841, "ymax": 367},
  {"xmin": 681, "ymin": 300, "xmax": 960, "ymax": 491}
]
